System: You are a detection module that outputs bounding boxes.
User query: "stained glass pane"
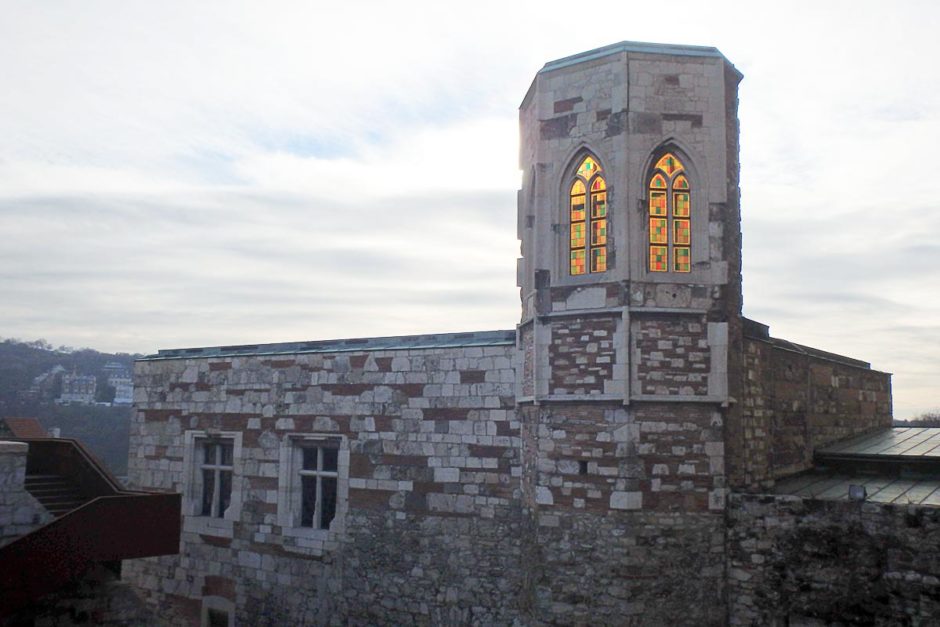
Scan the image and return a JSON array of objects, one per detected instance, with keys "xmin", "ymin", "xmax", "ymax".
[
  {"xmin": 650, "ymin": 246, "xmax": 668, "ymax": 272},
  {"xmin": 649, "ymin": 191, "xmax": 667, "ymax": 217},
  {"xmin": 570, "ymin": 223, "xmax": 585, "ymax": 248},
  {"xmin": 650, "ymin": 173, "xmax": 667, "ymax": 189},
  {"xmin": 674, "ymin": 247, "xmax": 691, "ymax": 272},
  {"xmin": 591, "ymin": 247, "xmax": 607, "ymax": 273},
  {"xmin": 650, "ymin": 218, "xmax": 668, "ymax": 245},
  {"xmin": 592, "ymin": 219, "xmax": 607, "ymax": 246},
  {"xmin": 674, "ymin": 192, "xmax": 690, "ymax": 218},
  {"xmin": 591, "ymin": 176, "xmax": 606, "ymax": 192},
  {"xmin": 570, "ymin": 184, "xmax": 586, "ymax": 223},
  {"xmin": 591, "ymin": 192, "xmax": 607, "ymax": 218},
  {"xmin": 654, "ymin": 153, "xmax": 684, "ymax": 176},
  {"xmin": 577, "ymin": 157, "xmax": 601, "ymax": 179},
  {"xmin": 570, "ymin": 249, "xmax": 586, "ymax": 275},
  {"xmin": 674, "ymin": 219, "xmax": 691, "ymax": 245},
  {"xmin": 674, "ymin": 175, "xmax": 689, "ymax": 190}
]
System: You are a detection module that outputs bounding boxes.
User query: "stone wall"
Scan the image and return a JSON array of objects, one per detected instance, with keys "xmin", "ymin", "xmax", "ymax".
[
  {"xmin": 729, "ymin": 329, "xmax": 892, "ymax": 491},
  {"xmin": 0, "ymin": 440, "xmax": 51, "ymax": 547},
  {"xmin": 728, "ymin": 493, "xmax": 940, "ymax": 625},
  {"xmin": 635, "ymin": 315, "xmax": 710, "ymax": 397},
  {"xmin": 125, "ymin": 343, "xmax": 524, "ymax": 625}
]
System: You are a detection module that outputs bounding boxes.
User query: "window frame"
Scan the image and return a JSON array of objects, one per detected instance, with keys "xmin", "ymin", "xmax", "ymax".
[
  {"xmin": 277, "ymin": 433, "xmax": 349, "ymax": 554},
  {"xmin": 567, "ymin": 155, "xmax": 608, "ymax": 276},
  {"xmin": 182, "ymin": 430, "xmax": 243, "ymax": 538}
]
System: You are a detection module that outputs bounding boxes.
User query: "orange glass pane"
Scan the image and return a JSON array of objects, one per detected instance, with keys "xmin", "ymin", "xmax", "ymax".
[
  {"xmin": 674, "ymin": 175, "xmax": 689, "ymax": 190},
  {"xmin": 592, "ymin": 219, "xmax": 607, "ymax": 246},
  {"xmin": 591, "ymin": 192, "xmax": 607, "ymax": 218},
  {"xmin": 674, "ymin": 192, "xmax": 690, "ymax": 218},
  {"xmin": 650, "ymin": 246, "xmax": 668, "ymax": 272},
  {"xmin": 591, "ymin": 177, "xmax": 606, "ymax": 192},
  {"xmin": 650, "ymin": 173, "xmax": 667, "ymax": 189},
  {"xmin": 650, "ymin": 191, "xmax": 667, "ymax": 216},
  {"xmin": 674, "ymin": 247, "xmax": 691, "ymax": 272},
  {"xmin": 571, "ymin": 180, "xmax": 586, "ymax": 222},
  {"xmin": 591, "ymin": 247, "xmax": 607, "ymax": 273},
  {"xmin": 577, "ymin": 156, "xmax": 602, "ymax": 179},
  {"xmin": 674, "ymin": 219, "xmax": 690, "ymax": 245},
  {"xmin": 571, "ymin": 249, "xmax": 586, "ymax": 275},
  {"xmin": 654, "ymin": 153, "xmax": 684, "ymax": 176},
  {"xmin": 650, "ymin": 218, "xmax": 668, "ymax": 244},
  {"xmin": 570, "ymin": 223, "xmax": 585, "ymax": 248}
]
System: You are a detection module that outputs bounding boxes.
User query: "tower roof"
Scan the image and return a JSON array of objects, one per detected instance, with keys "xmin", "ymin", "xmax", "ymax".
[{"xmin": 539, "ymin": 40, "xmax": 730, "ymax": 75}]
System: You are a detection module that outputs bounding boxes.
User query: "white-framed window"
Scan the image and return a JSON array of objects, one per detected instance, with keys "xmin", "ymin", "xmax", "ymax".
[
  {"xmin": 277, "ymin": 433, "xmax": 349, "ymax": 553},
  {"xmin": 182, "ymin": 430, "xmax": 242, "ymax": 538}
]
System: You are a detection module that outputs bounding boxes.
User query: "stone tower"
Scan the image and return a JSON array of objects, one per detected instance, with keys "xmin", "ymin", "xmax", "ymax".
[{"xmin": 515, "ymin": 42, "xmax": 744, "ymax": 623}]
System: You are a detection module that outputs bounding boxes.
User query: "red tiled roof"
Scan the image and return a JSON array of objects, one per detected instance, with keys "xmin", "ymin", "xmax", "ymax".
[{"xmin": 1, "ymin": 417, "xmax": 49, "ymax": 438}]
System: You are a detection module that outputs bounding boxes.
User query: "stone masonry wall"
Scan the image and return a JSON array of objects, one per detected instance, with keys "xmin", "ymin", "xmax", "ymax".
[
  {"xmin": 0, "ymin": 440, "xmax": 51, "ymax": 547},
  {"xmin": 635, "ymin": 315, "xmax": 711, "ymax": 397},
  {"xmin": 548, "ymin": 315, "xmax": 616, "ymax": 395},
  {"xmin": 730, "ymin": 336, "xmax": 892, "ymax": 491},
  {"xmin": 125, "ymin": 343, "xmax": 523, "ymax": 626},
  {"xmin": 728, "ymin": 493, "xmax": 940, "ymax": 625},
  {"xmin": 522, "ymin": 401, "xmax": 727, "ymax": 624}
]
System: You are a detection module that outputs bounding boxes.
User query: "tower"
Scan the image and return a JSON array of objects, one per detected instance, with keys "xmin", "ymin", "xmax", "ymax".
[{"xmin": 515, "ymin": 42, "xmax": 743, "ymax": 623}]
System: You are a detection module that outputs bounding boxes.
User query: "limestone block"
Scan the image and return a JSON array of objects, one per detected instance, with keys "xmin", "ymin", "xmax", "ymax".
[{"xmin": 609, "ymin": 491, "xmax": 643, "ymax": 510}]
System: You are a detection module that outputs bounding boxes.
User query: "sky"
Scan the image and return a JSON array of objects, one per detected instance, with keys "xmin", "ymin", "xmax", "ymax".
[{"xmin": 0, "ymin": 1, "xmax": 937, "ymax": 419}]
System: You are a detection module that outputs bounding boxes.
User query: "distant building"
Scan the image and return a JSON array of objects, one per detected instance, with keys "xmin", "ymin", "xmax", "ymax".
[
  {"xmin": 57, "ymin": 373, "xmax": 96, "ymax": 405},
  {"xmin": 109, "ymin": 375, "xmax": 134, "ymax": 406}
]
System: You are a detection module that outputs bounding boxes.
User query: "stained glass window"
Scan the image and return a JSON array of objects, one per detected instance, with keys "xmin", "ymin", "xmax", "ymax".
[
  {"xmin": 569, "ymin": 155, "xmax": 608, "ymax": 275},
  {"xmin": 648, "ymin": 152, "xmax": 691, "ymax": 272}
]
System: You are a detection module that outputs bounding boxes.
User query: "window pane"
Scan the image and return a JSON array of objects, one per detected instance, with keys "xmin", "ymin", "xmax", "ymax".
[
  {"xmin": 203, "ymin": 442, "xmax": 216, "ymax": 465},
  {"xmin": 674, "ymin": 192, "xmax": 690, "ymax": 218},
  {"xmin": 650, "ymin": 173, "xmax": 667, "ymax": 189},
  {"xmin": 570, "ymin": 197, "xmax": 585, "ymax": 222},
  {"xmin": 220, "ymin": 443, "xmax": 233, "ymax": 467},
  {"xmin": 674, "ymin": 219, "xmax": 691, "ymax": 246},
  {"xmin": 591, "ymin": 191, "xmax": 607, "ymax": 218},
  {"xmin": 591, "ymin": 219, "xmax": 607, "ymax": 246},
  {"xmin": 590, "ymin": 176, "xmax": 606, "ymax": 192},
  {"xmin": 302, "ymin": 447, "xmax": 318, "ymax": 471},
  {"xmin": 218, "ymin": 470, "xmax": 231, "ymax": 518},
  {"xmin": 674, "ymin": 175, "xmax": 689, "ymax": 190},
  {"xmin": 654, "ymin": 153, "xmax": 683, "ymax": 176},
  {"xmin": 320, "ymin": 477, "xmax": 337, "ymax": 530},
  {"xmin": 570, "ymin": 249, "xmax": 586, "ymax": 275},
  {"xmin": 570, "ymin": 223, "xmax": 585, "ymax": 249},
  {"xmin": 590, "ymin": 247, "xmax": 607, "ymax": 273},
  {"xmin": 577, "ymin": 157, "xmax": 601, "ymax": 179},
  {"xmin": 207, "ymin": 609, "xmax": 229, "ymax": 627},
  {"xmin": 649, "ymin": 191, "xmax": 667, "ymax": 217},
  {"xmin": 650, "ymin": 218, "xmax": 668, "ymax": 244},
  {"xmin": 322, "ymin": 447, "xmax": 339, "ymax": 472},
  {"xmin": 201, "ymin": 468, "xmax": 215, "ymax": 516},
  {"xmin": 301, "ymin": 476, "xmax": 316, "ymax": 527},
  {"xmin": 674, "ymin": 247, "xmax": 691, "ymax": 272},
  {"xmin": 650, "ymin": 246, "xmax": 668, "ymax": 272}
]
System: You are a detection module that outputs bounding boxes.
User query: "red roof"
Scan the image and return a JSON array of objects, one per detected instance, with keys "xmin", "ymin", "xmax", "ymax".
[{"xmin": 1, "ymin": 417, "xmax": 49, "ymax": 438}]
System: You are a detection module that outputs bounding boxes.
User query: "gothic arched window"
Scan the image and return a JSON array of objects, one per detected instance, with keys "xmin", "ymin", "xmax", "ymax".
[
  {"xmin": 648, "ymin": 153, "xmax": 691, "ymax": 273},
  {"xmin": 569, "ymin": 156, "xmax": 607, "ymax": 275}
]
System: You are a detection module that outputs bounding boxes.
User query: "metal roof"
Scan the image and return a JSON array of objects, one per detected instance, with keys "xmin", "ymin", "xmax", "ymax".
[
  {"xmin": 140, "ymin": 329, "xmax": 516, "ymax": 361},
  {"xmin": 817, "ymin": 428, "xmax": 940, "ymax": 461},
  {"xmin": 540, "ymin": 40, "xmax": 728, "ymax": 75},
  {"xmin": 775, "ymin": 471, "xmax": 940, "ymax": 506}
]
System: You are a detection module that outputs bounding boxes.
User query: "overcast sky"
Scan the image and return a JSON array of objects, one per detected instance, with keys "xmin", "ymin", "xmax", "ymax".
[{"xmin": 1, "ymin": 1, "xmax": 937, "ymax": 419}]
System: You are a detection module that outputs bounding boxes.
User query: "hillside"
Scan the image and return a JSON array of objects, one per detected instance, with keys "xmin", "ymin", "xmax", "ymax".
[{"xmin": 0, "ymin": 338, "xmax": 141, "ymax": 475}]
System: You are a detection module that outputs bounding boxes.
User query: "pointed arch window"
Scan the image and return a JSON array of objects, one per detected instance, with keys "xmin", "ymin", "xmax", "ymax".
[
  {"xmin": 569, "ymin": 156, "xmax": 607, "ymax": 275},
  {"xmin": 648, "ymin": 153, "xmax": 691, "ymax": 273}
]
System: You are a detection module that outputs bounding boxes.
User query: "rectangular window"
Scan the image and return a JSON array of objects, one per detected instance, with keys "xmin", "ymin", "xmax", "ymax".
[
  {"xmin": 199, "ymin": 440, "xmax": 233, "ymax": 518},
  {"xmin": 297, "ymin": 442, "xmax": 339, "ymax": 530}
]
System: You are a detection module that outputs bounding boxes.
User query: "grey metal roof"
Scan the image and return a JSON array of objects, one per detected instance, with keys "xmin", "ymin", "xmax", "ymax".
[
  {"xmin": 139, "ymin": 329, "xmax": 516, "ymax": 361},
  {"xmin": 540, "ymin": 40, "xmax": 728, "ymax": 75},
  {"xmin": 775, "ymin": 471, "xmax": 940, "ymax": 506},
  {"xmin": 817, "ymin": 428, "xmax": 940, "ymax": 461}
]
